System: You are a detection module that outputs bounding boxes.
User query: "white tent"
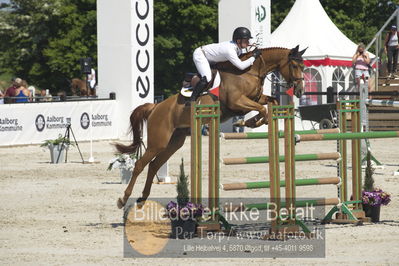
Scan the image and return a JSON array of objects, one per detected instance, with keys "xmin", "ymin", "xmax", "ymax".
[
  {"xmin": 270, "ymin": 0, "xmax": 358, "ymax": 64},
  {"xmin": 268, "ymin": 0, "xmax": 371, "ymax": 106}
]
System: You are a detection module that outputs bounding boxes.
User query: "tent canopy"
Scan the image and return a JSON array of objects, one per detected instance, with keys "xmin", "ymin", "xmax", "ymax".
[{"xmin": 269, "ymin": 0, "xmax": 368, "ymax": 67}]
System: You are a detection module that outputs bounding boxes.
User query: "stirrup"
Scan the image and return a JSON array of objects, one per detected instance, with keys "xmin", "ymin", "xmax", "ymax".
[{"xmin": 185, "ymin": 100, "xmax": 194, "ymax": 107}]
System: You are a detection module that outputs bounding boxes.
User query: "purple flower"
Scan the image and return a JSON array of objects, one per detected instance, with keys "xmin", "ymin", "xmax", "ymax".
[
  {"xmin": 165, "ymin": 201, "xmax": 205, "ymax": 220},
  {"xmin": 186, "ymin": 202, "xmax": 195, "ymax": 209},
  {"xmin": 362, "ymin": 189, "xmax": 391, "ymax": 207},
  {"xmin": 166, "ymin": 201, "xmax": 177, "ymax": 211}
]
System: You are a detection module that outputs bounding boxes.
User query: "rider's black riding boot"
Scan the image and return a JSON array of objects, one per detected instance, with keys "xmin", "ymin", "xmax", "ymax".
[{"xmin": 189, "ymin": 76, "xmax": 208, "ymax": 102}]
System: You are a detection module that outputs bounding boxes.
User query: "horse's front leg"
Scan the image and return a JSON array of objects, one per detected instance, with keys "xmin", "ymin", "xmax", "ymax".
[
  {"xmin": 258, "ymin": 94, "xmax": 279, "ymax": 106},
  {"xmin": 117, "ymin": 148, "xmax": 159, "ymax": 209},
  {"xmin": 232, "ymin": 94, "xmax": 278, "ymax": 128},
  {"xmin": 228, "ymin": 95, "xmax": 268, "ymax": 129}
]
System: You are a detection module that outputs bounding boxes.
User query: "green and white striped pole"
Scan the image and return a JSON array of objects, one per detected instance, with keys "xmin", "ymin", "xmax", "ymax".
[
  {"xmin": 222, "ymin": 152, "xmax": 341, "ymax": 165},
  {"xmin": 222, "ymin": 177, "xmax": 340, "ymax": 191}
]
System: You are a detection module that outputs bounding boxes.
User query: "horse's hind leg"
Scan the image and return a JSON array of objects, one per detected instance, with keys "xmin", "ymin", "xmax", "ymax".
[
  {"xmin": 117, "ymin": 148, "xmax": 161, "ymax": 208},
  {"xmin": 256, "ymin": 94, "xmax": 278, "ymax": 106},
  {"xmin": 235, "ymin": 113, "xmax": 264, "ymax": 128},
  {"xmin": 138, "ymin": 129, "xmax": 188, "ymax": 203}
]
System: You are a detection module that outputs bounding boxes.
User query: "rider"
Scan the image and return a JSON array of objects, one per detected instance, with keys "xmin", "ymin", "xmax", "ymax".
[{"xmin": 189, "ymin": 27, "xmax": 261, "ymax": 102}]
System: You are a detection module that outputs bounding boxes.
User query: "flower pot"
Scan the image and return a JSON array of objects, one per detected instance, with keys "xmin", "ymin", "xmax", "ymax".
[
  {"xmin": 170, "ymin": 219, "xmax": 197, "ymax": 239},
  {"xmin": 363, "ymin": 204, "xmax": 381, "ymax": 222},
  {"xmin": 120, "ymin": 167, "xmax": 132, "ymax": 184},
  {"xmin": 49, "ymin": 144, "xmax": 68, "ymax": 164}
]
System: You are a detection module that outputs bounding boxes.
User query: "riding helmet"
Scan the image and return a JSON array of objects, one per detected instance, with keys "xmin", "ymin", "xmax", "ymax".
[{"xmin": 232, "ymin": 27, "xmax": 253, "ymax": 41}]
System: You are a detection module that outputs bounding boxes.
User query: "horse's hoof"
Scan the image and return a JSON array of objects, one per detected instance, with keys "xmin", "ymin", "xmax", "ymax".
[
  {"xmin": 136, "ymin": 197, "xmax": 146, "ymax": 209},
  {"xmin": 246, "ymin": 120, "xmax": 258, "ymax": 128},
  {"xmin": 232, "ymin": 120, "xmax": 245, "ymax": 127},
  {"xmin": 136, "ymin": 197, "xmax": 147, "ymax": 204},
  {"xmin": 267, "ymin": 96, "xmax": 279, "ymax": 105},
  {"xmin": 294, "ymin": 90, "xmax": 303, "ymax": 99},
  {"xmin": 117, "ymin": 198, "xmax": 125, "ymax": 209}
]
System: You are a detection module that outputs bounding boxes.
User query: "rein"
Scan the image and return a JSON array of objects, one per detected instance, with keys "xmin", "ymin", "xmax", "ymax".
[
  {"xmin": 245, "ymin": 53, "xmax": 266, "ymax": 80},
  {"xmin": 244, "ymin": 55, "xmax": 267, "ymax": 102}
]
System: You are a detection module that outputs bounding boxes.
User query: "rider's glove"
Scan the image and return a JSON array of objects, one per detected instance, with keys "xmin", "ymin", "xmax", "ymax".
[{"xmin": 252, "ymin": 48, "xmax": 261, "ymax": 59}]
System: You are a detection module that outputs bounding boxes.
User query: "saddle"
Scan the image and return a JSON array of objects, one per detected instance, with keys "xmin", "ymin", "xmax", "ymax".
[{"xmin": 180, "ymin": 69, "xmax": 218, "ymax": 97}]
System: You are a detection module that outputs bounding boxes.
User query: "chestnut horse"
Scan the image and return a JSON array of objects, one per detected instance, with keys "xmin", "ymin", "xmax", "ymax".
[{"xmin": 115, "ymin": 45, "xmax": 306, "ymax": 208}]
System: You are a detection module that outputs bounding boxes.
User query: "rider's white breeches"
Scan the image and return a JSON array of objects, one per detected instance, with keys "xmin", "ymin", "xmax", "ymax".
[{"xmin": 193, "ymin": 47, "xmax": 212, "ymax": 82}]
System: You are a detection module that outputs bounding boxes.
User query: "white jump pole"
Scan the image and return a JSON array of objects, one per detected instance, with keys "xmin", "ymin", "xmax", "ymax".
[
  {"xmin": 360, "ymin": 82, "xmax": 369, "ymax": 131},
  {"xmin": 359, "ymin": 82, "xmax": 369, "ymax": 162},
  {"xmin": 88, "ymin": 101, "xmax": 95, "ymax": 163}
]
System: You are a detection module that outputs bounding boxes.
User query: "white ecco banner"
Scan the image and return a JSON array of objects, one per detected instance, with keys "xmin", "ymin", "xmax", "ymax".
[{"xmin": 0, "ymin": 100, "xmax": 118, "ymax": 146}]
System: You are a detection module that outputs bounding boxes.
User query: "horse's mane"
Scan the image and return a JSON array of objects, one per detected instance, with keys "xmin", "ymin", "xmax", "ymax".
[
  {"xmin": 255, "ymin": 47, "xmax": 290, "ymax": 52},
  {"xmin": 214, "ymin": 47, "xmax": 290, "ymax": 74}
]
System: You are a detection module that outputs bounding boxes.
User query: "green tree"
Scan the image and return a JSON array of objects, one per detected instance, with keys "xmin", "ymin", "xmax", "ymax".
[
  {"xmin": 271, "ymin": 0, "xmax": 294, "ymax": 31},
  {"xmin": 154, "ymin": 0, "xmax": 218, "ymax": 96},
  {"xmin": 363, "ymin": 151, "xmax": 375, "ymax": 192},
  {"xmin": 1, "ymin": 0, "xmax": 397, "ymax": 96},
  {"xmin": 322, "ymin": 0, "xmax": 397, "ymax": 48},
  {"xmin": 0, "ymin": 0, "xmax": 96, "ymax": 93},
  {"xmin": 176, "ymin": 158, "xmax": 189, "ymax": 206},
  {"xmin": 271, "ymin": 0, "xmax": 398, "ymax": 53}
]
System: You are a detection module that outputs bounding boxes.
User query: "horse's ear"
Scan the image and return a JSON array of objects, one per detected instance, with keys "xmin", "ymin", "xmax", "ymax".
[
  {"xmin": 290, "ymin": 45, "xmax": 300, "ymax": 55},
  {"xmin": 299, "ymin": 47, "xmax": 308, "ymax": 56}
]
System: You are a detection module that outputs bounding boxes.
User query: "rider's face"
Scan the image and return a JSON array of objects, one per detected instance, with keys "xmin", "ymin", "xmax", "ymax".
[{"xmin": 237, "ymin": 38, "xmax": 250, "ymax": 49}]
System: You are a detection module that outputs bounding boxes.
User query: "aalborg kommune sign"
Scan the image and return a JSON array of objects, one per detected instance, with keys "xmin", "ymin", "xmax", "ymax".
[{"xmin": 0, "ymin": 101, "xmax": 118, "ymax": 146}]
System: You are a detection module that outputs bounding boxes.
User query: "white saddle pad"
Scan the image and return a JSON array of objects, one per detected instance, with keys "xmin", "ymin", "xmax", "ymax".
[{"xmin": 180, "ymin": 87, "xmax": 193, "ymax": 97}]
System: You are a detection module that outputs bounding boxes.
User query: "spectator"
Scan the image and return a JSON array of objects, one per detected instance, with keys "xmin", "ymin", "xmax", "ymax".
[
  {"xmin": 87, "ymin": 68, "xmax": 97, "ymax": 96},
  {"xmin": 201, "ymin": 125, "xmax": 209, "ymax": 136},
  {"xmin": 38, "ymin": 89, "xmax": 53, "ymax": 102},
  {"xmin": 232, "ymin": 115, "xmax": 245, "ymax": 133},
  {"xmin": 38, "ymin": 89, "xmax": 47, "ymax": 102},
  {"xmin": 4, "ymin": 77, "xmax": 22, "ymax": 103},
  {"xmin": 352, "ymin": 43, "xmax": 370, "ymax": 89},
  {"xmin": 14, "ymin": 80, "xmax": 31, "ymax": 103},
  {"xmin": 46, "ymin": 89, "xmax": 53, "ymax": 101},
  {"xmin": 88, "ymin": 68, "xmax": 96, "ymax": 89},
  {"xmin": 384, "ymin": 25, "xmax": 399, "ymax": 78},
  {"xmin": 28, "ymin": 86, "xmax": 36, "ymax": 101},
  {"xmin": 0, "ymin": 89, "xmax": 4, "ymax": 104}
]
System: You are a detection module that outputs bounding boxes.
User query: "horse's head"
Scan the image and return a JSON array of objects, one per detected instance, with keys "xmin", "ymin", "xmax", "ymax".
[{"xmin": 279, "ymin": 45, "xmax": 307, "ymax": 98}]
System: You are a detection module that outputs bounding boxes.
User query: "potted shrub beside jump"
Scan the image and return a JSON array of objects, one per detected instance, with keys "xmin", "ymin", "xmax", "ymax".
[
  {"xmin": 362, "ymin": 152, "xmax": 391, "ymax": 222},
  {"xmin": 166, "ymin": 159, "xmax": 204, "ymax": 239},
  {"xmin": 41, "ymin": 134, "xmax": 73, "ymax": 164},
  {"xmin": 107, "ymin": 153, "xmax": 136, "ymax": 184}
]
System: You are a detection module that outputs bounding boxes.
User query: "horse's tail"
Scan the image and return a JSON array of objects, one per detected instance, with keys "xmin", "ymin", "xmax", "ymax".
[{"xmin": 114, "ymin": 103, "xmax": 156, "ymax": 154}]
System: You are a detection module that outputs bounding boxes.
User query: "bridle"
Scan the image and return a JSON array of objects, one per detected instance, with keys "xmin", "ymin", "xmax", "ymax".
[
  {"xmin": 245, "ymin": 49, "xmax": 305, "ymax": 92},
  {"xmin": 269, "ymin": 56, "xmax": 304, "ymax": 90},
  {"xmin": 286, "ymin": 56, "xmax": 305, "ymax": 88}
]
